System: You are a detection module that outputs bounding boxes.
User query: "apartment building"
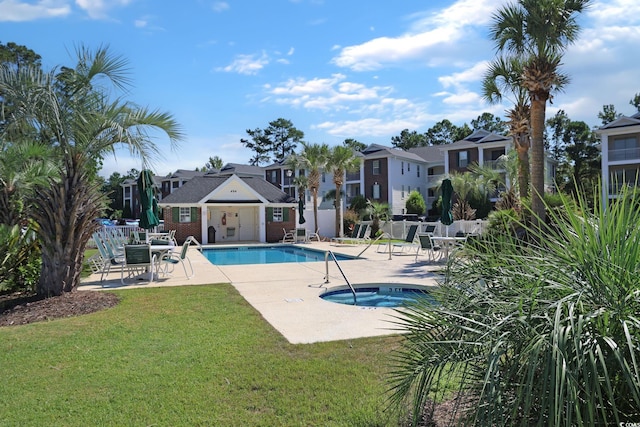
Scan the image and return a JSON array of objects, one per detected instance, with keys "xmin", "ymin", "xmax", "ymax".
[{"xmin": 596, "ymin": 112, "xmax": 640, "ymax": 202}]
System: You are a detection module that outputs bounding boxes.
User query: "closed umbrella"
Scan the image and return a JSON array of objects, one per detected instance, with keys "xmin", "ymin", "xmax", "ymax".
[
  {"xmin": 137, "ymin": 169, "xmax": 159, "ymax": 230},
  {"xmin": 440, "ymin": 178, "xmax": 454, "ymax": 236},
  {"xmin": 297, "ymin": 197, "xmax": 306, "ymax": 224}
]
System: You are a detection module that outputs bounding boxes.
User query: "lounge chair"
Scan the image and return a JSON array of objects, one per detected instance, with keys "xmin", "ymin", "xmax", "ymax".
[
  {"xmin": 423, "ymin": 224, "xmax": 437, "ymax": 235},
  {"xmin": 92, "ymin": 232, "xmax": 127, "ymax": 281},
  {"xmin": 392, "ymin": 224, "xmax": 419, "ymax": 254},
  {"xmin": 414, "ymin": 233, "xmax": 443, "ymax": 263},
  {"xmin": 330, "ymin": 223, "xmax": 361, "ymax": 245}
]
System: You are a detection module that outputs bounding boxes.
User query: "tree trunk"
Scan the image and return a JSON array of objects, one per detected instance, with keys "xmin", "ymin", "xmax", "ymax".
[
  {"xmin": 32, "ymin": 155, "xmax": 103, "ymax": 296},
  {"xmin": 530, "ymin": 96, "xmax": 547, "ymax": 226},
  {"xmin": 312, "ymin": 188, "xmax": 319, "ymax": 235},
  {"xmin": 335, "ymin": 185, "xmax": 342, "ymax": 237},
  {"xmin": 515, "ymin": 133, "xmax": 530, "ymax": 201}
]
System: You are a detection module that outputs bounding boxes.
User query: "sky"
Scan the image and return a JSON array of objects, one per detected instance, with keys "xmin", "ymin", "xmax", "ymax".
[{"xmin": 2, "ymin": 0, "xmax": 640, "ymax": 178}]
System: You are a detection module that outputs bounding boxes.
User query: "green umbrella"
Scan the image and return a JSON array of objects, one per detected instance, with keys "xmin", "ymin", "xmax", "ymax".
[
  {"xmin": 440, "ymin": 178, "xmax": 454, "ymax": 234},
  {"xmin": 137, "ymin": 169, "xmax": 160, "ymax": 230},
  {"xmin": 298, "ymin": 197, "xmax": 306, "ymax": 225}
]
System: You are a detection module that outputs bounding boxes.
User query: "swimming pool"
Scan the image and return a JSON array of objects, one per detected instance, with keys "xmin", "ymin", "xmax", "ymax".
[
  {"xmin": 320, "ymin": 284, "xmax": 435, "ymax": 308},
  {"xmin": 203, "ymin": 245, "xmax": 353, "ymax": 266}
]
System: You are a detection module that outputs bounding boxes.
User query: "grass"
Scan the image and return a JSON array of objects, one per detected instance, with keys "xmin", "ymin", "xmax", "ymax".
[{"xmin": 0, "ymin": 283, "xmax": 403, "ymax": 426}]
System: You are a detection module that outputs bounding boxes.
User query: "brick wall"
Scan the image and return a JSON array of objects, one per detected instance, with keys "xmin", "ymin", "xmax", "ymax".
[
  {"xmin": 162, "ymin": 207, "xmax": 202, "ymax": 245},
  {"xmin": 266, "ymin": 208, "xmax": 295, "ymax": 242}
]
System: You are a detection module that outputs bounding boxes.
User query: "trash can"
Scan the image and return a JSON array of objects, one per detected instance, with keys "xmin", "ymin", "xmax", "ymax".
[{"xmin": 208, "ymin": 226, "xmax": 216, "ymax": 243}]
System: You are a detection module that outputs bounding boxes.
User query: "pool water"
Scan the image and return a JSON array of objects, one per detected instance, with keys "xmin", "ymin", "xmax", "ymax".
[
  {"xmin": 203, "ymin": 245, "xmax": 353, "ymax": 266},
  {"xmin": 321, "ymin": 285, "xmax": 435, "ymax": 308}
]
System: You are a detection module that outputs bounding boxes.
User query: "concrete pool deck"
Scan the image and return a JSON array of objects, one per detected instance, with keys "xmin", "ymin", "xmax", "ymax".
[{"xmin": 81, "ymin": 241, "xmax": 444, "ymax": 344}]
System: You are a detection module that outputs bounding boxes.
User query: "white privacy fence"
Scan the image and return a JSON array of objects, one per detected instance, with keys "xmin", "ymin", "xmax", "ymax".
[
  {"xmin": 299, "ymin": 207, "xmax": 488, "ymax": 239},
  {"xmin": 378, "ymin": 219, "xmax": 488, "ymax": 239}
]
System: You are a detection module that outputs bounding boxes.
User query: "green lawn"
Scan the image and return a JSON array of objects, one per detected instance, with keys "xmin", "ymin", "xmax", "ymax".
[{"xmin": 0, "ymin": 284, "xmax": 403, "ymax": 426}]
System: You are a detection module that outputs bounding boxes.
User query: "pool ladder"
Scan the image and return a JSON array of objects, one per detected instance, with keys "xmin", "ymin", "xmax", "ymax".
[{"xmin": 324, "ymin": 251, "xmax": 357, "ymax": 305}]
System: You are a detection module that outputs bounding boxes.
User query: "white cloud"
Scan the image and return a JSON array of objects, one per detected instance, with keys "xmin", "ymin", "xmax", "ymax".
[
  {"xmin": 315, "ymin": 117, "xmax": 423, "ymax": 138},
  {"xmin": 0, "ymin": 0, "xmax": 70, "ymax": 21},
  {"xmin": 267, "ymin": 74, "xmax": 394, "ymax": 111},
  {"xmin": 438, "ymin": 61, "xmax": 489, "ymax": 89},
  {"xmin": 331, "ymin": 0, "xmax": 504, "ymax": 71},
  {"xmin": 217, "ymin": 52, "xmax": 269, "ymax": 75},
  {"xmin": 211, "ymin": 1, "xmax": 228, "ymax": 13},
  {"xmin": 588, "ymin": 0, "xmax": 640, "ymax": 25},
  {"xmin": 75, "ymin": 0, "xmax": 132, "ymax": 19}
]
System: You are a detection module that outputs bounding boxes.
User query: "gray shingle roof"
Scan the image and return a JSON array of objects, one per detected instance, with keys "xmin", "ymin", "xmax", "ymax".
[
  {"xmin": 407, "ymin": 145, "xmax": 445, "ymax": 162},
  {"xmin": 598, "ymin": 113, "xmax": 640, "ymax": 130},
  {"xmin": 362, "ymin": 144, "xmax": 425, "ymax": 162},
  {"xmin": 159, "ymin": 175, "xmax": 295, "ymax": 205}
]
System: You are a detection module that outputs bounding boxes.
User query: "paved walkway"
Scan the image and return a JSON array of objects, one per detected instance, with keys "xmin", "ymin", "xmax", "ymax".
[{"xmin": 81, "ymin": 240, "xmax": 444, "ymax": 344}]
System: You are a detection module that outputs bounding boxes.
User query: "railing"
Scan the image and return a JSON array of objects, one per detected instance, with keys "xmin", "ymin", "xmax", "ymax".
[
  {"xmin": 185, "ymin": 235, "xmax": 203, "ymax": 251},
  {"xmin": 324, "ymin": 251, "xmax": 356, "ymax": 305},
  {"xmin": 608, "ymin": 147, "xmax": 640, "ymax": 162},
  {"xmin": 357, "ymin": 232, "xmax": 392, "ymax": 259},
  {"xmin": 482, "ymin": 159, "xmax": 505, "ymax": 170}
]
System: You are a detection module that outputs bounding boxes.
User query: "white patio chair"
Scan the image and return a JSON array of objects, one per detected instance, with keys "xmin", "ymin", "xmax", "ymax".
[
  {"xmin": 282, "ymin": 228, "xmax": 295, "ymax": 243},
  {"xmin": 159, "ymin": 239, "xmax": 194, "ymax": 279}
]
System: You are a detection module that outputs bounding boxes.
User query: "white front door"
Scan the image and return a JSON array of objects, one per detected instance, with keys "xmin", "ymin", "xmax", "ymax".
[{"xmin": 238, "ymin": 207, "xmax": 256, "ymax": 241}]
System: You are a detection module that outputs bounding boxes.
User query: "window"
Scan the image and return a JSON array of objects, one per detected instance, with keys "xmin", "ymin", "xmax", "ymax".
[
  {"xmin": 322, "ymin": 173, "xmax": 326, "ymax": 183},
  {"xmin": 172, "ymin": 181, "xmax": 179, "ymax": 189},
  {"xmin": 272, "ymin": 207, "xmax": 283, "ymax": 222},
  {"xmin": 179, "ymin": 207, "xmax": 191, "ymax": 223},
  {"xmin": 401, "ymin": 161, "xmax": 404, "ymax": 175},
  {"xmin": 407, "ymin": 163, "xmax": 411, "ymax": 172},
  {"xmin": 373, "ymin": 183, "xmax": 381, "ymax": 199},
  {"xmin": 124, "ymin": 187, "xmax": 131, "ymax": 198},
  {"xmin": 270, "ymin": 170, "xmax": 277, "ymax": 183},
  {"xmin": 417, "ymin": 165, "xmax": 420, "ymax": 177},
  {"xmin": 610, "ymin": 137, "xmax": 640, "ymax": 161},
  {"xmin": 373, "ymin": 160, "xmax": 380, "ymax": 175},
  {"xmin": 458, "ymin": 151, "xmax": 469, "ymax": 168},
  {"xmin": 401, "ymin": 185, "xmax": 405, "ymax": 199}
]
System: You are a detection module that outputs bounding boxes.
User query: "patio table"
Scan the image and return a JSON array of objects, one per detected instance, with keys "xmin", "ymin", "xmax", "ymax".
[{"xmin": 430, "ymin": 236, "xmax": 467, "ymax": 260}]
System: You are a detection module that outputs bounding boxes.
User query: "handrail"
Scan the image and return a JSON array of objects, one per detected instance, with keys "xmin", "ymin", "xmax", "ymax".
[
  {"xmin": 324, "ymin": 251, "xmax": 357, "ymax": 305},
  {"xmin": 357, "ymin": 232, "xmax": 393, "ymax": 259},
  {"xmin": 185, "ymin": 235, "xmax": 203, "ymax": 251}
]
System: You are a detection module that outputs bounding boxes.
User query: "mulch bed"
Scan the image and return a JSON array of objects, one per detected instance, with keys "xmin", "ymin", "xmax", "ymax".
[{"xmin": 0, "ymin": 290, "xmax": 119, "ymax": 327}]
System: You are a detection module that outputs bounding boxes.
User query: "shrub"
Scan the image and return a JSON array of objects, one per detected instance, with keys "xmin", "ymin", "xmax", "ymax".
[
  {"xmin": 342, "ymin": 209, "xmax": 360, "ymax": 235},
  {"xmin": 405, "ymin": 191, "xmax": 426, "ymax": 216},
  {"xmin": 388, "ymin": 188, "xmax": 640, "ymax": 426},
  {"xmin": 0, "ymin": 224, "xmax": 41, "ymax": 293}
]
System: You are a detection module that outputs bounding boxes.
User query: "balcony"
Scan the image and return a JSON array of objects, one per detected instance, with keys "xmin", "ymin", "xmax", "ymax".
[
  {"xmin": 608, "ymin": 147, "xmax": 640, "ymax": 162},
  {"xmin": 482, "ymin": 159, "xmax": 506, "ymax": 170}
]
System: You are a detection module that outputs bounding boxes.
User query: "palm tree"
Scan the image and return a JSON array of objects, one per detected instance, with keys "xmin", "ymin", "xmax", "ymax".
[
  {"xmin": 0, "ymin": 46, "xmax": 183, "ymax": 296},
  {"xmin": 287, "ymin": 142, "xmax": 329, "ymax": 235},
  {"xmin": 365, "ymin": 200, "xmax": 389, "ymax": 239},
  {"xmin": 0, "ymin": 140, "xmax": 55, "ymax": 226},
  {"xmin": 490, "ymin": 0, "xmax": 591, "ymax": 224},
  {"xmin": 447, "ymin": 171, "xmax": 484, "ymax": 221},
  {"xmin": 482, "ymin": 56, "xmax": 531, "ymax": 201},
  {"xmin": 326, "ymin": 145, "xmax": 360, "ymax": 237}
]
